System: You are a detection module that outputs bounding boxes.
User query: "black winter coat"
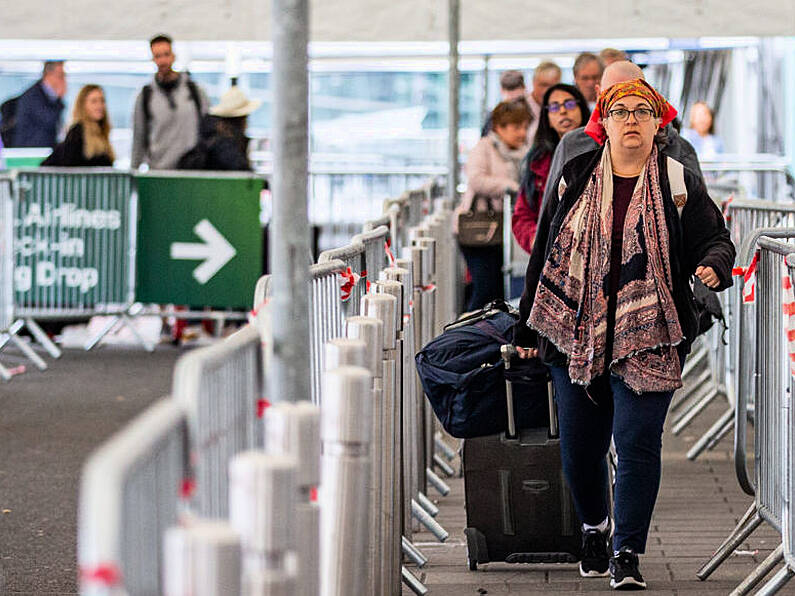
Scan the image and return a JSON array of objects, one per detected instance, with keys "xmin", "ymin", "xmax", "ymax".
[
  {"xmin": 515, "ymin": 144, "xmax": 736, "ymax": 367},
  {"xmin": 41, "ymin": 123, "xmax": 113, "ymax": 167}
]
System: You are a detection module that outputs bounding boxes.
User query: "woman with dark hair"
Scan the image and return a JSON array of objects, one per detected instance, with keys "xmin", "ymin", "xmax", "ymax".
[{"xmin": 512, "ymin": 83, "xmax": 589, "ymax": 253}]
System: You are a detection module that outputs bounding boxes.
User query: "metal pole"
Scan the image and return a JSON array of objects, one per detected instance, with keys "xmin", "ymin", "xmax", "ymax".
[
  {"xmin": 448, "ymin": 0, "xmax": 460, "ymax": 202},
  {"xmin": 270, "ymin": 0, "xmax": 311, "ymax": 404}
]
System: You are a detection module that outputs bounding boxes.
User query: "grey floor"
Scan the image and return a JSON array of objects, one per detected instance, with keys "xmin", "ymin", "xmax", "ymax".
[{"xmin": 0, "ymin": 344, "xmax": 181, "ymax": 594}]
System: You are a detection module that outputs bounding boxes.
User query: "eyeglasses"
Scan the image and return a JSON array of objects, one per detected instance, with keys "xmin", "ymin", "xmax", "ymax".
[
  {"xmin": 607, "ymin": 107, "xmax": 656, "ymax": 122},
  {"xmin": 546, "ymin": 99, "xmax": 578, "ymax": 113}
]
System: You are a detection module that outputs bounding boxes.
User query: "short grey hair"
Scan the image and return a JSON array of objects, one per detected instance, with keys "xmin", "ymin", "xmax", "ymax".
[{"xmin": 573, "ymin": 52, "xmax": 604, "ymax": 77}]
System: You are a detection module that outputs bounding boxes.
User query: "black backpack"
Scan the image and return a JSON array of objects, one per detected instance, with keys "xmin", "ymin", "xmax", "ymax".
[{"xmin": 0, "ymin": 95, "xmax": 20, "ymax": 147}]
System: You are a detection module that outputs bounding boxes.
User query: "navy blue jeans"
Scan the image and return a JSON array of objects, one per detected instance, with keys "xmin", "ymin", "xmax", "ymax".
[
  {"xmin": 549, "ymin": 367, "xmax": 674, "ymax": 554},
  {"xmin": 460, "ymin": 244, "xmax": 503, "ymax": 311}
]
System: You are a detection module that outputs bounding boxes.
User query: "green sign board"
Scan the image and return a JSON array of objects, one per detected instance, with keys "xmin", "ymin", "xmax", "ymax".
[
  {"xmin": 135, "ymin": 173, "xmax": 264, "ymax": 309},
  {"xmin": 14, "ymin": 170, "xmax": 132, "ymax": 310}
]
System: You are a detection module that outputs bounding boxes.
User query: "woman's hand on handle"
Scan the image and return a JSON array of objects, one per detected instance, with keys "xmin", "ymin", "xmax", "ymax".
[
  {"xmin": 516, "ymin": 346, "xmax": 538, "ymax": 359},
  {"xmin": 695, "ymin": 265, "xmax": 720, "ymax": 289}
]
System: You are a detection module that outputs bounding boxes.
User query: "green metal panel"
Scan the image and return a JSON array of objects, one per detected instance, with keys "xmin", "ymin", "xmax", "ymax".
[
  {"xmin": 14, "ymin": 169, "xmax": 133, "ymax": 312},
  {"xmin": 135, "ymin": 173, "xmax": 264, "ymax": 309}
]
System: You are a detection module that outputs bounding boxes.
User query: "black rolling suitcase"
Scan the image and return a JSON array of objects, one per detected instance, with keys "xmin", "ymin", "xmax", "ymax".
[{"xmin": 463, "ymin": 344, "xmax": 581, "ymax": 570}]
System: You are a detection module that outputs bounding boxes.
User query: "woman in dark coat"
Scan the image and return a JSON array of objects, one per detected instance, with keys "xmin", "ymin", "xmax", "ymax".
[
  {"xmin": 516, "ymin": 79, "xmax": 735, "ymax": 590},
  {"xmin": 42, "ymin": 85, "xmax": 114, "ymax": 167},
  {"xmin": 512, "ymin": 83, "xmax": 590, "ymax": 253}
]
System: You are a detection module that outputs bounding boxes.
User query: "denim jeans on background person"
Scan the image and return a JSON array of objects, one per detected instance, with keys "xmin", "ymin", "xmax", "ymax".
[
  {"xmin": 460, "ymin": 244, "xmax": 504, "ymax": 311},
  {"xmin": 549, "ymin": 366, "xmax": 674, "ymax": 554}
]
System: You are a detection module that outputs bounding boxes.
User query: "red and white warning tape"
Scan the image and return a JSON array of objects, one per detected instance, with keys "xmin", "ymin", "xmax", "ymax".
[
  {"xmin": 733, "ymin": 252, "xmax": 758, "ymax": 304},
  {"xmin": 782, "ymin": 272, "xmax": 795, "ymax": 378},
  {"xmin": 338, "ymin": 267, "xmax": 367, "ymax": 301}
]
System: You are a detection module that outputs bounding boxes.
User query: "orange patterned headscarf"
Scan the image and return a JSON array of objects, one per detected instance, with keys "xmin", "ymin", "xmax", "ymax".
[{"xmin": 584, "ymin": 78, "xmax": 677, "ymax": 145}]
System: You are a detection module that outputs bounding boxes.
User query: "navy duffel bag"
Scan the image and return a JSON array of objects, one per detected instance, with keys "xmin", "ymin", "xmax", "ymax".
[{"xmin": 415, "ymin": 301, "xmax": 550, "ymax": 439}]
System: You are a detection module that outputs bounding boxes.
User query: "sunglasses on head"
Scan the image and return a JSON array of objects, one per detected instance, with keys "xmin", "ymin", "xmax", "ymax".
[{"xmin": 546, "ymin": 99, "xmax": 578, "ymax": 113}]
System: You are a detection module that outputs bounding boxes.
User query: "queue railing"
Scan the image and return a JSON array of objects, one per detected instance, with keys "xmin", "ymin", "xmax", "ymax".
[
  {"xmin": 78, "ymin": 179, "xmax": 456, "ymax": 596},
  {"xmin": 78, "ymin": 398, "xmax": 189, "ymax": 596},
  {"xmin": 701, "ymin": 154, "xmax": 794, "ymax": 203},
  {"xmin": 696, "ymin": 229, "xmax": 795, "ymax": 589},
  {"xmin": 672, "ymin": 198, "xmax": 795, "ymax": 460},
  {"xmin": 171, "ymin": 324, "xmax": 264, "ymax": 519}
]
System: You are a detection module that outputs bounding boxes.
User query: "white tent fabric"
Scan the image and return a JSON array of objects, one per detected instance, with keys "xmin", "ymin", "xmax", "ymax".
[{"xmin": 3, "ymin": 0, "xmax": 794, "ymax": 42}]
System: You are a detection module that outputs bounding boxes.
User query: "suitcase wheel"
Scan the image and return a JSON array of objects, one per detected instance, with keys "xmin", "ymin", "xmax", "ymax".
[{"xmin": 464, "ymin": 527, "xmax": 488, "ymax": 571}]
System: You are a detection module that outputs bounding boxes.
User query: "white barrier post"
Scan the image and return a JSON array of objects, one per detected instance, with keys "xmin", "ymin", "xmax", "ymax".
[
  {"xmin": 320, "ymin": 366, "xmax": 373, "ymax": 596},
  {"xmin": 324, "ymin": 337, "xmax": 381, "ymax": 593},
  {"xmin": 264, "ymin": 403, "xmax": 321, "ymax": 596},
  {"xmin": 228, "ymin": 452, "xmax": 297, "ymax": 595},
  {"xmin": 361, "ymin": 292, "xmax": 399, "ymax": 594},
  {"xmin": 163, "ymin": 520, "xmax": 242, "ymax": 596}
]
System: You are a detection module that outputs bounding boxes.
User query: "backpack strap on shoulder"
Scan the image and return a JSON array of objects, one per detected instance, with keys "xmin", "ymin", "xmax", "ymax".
[
  {"xmin": 186, "ymin": 79, "xmax": 203, "ymax": 124},
  {"xmin": 666, "ymin": 155, "xmax": 688, "ymax": 217},
  {"xmin": 141, "ymin": 84, "xmax": 153, "ymax": 150}
]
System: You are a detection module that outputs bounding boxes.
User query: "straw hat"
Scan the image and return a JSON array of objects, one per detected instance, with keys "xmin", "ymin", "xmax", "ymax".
[{"xmin": 209, "ymin": 86, "xmax": 262, "ymax": 118}]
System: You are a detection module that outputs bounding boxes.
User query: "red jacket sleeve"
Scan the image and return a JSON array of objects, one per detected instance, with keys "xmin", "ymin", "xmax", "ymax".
[{"xmin": 512, "ymin": 188, "xmax": 539, "ymax": 254}]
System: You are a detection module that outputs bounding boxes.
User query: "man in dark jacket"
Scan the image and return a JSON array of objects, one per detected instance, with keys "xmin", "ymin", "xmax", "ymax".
[{"xmin": 12, "ymin": 61, "xmax": 66, "ymax": 148}]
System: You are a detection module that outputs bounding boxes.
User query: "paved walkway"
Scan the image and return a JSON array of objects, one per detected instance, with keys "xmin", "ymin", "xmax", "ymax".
[
  {"xmin": 0, "ymin": 344, "xmax": 181, "ymax": 594},
  {"xmin": 405, "ymin": 397, "xmax": 793, "ymax": 595}
]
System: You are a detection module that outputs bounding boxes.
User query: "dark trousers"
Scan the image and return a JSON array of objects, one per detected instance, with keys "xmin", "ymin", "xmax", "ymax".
[
  {"xmin": 549, "ymin": 367, "xmax": 674, "ymax": 553},
  {"xmin": 460, "ymin": 244, "xmax": 503, "ymax": 311}
]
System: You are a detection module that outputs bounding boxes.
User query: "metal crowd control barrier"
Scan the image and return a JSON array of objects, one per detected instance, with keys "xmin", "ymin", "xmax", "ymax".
[
  {"xmin": 353, "ymin": 225, "xmax": 390, "ymax": 284},
  {"xmin": 172, "ymin": 325, "xmax": 263, "ymax": 518},
  {"xmin": 11, "ymin": 168, "xmax": 138, "ymax": 356},
  {"xmin": 78, "ymin": 398, "xmax": 189, "ymax": 596},
  {"xmin": 308, "ymin": 260, "xmax": 346, "ymax": 404},
  {"xmin": 672, "ymin": 199, "xmax": 795, "ymax": 461},
  {"xmin": 0, "ymin": 174, "xmax": 42, "ymax": 380},
  {"xmin": 697, "ymin": 228, "xmax": 795, "ymax": 586},
  {"xmin": 318, "ymin": 240, "xmax": 367, "ymax": 319},
  {"xmin": 701, "ymin": 154, "xmax": 794, "ymax": 203}
]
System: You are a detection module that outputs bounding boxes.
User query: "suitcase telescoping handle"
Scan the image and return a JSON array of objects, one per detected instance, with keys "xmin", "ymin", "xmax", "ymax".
[{"xmin": 500, "ymin": 345, "xmax": 559, "ymax": 440}]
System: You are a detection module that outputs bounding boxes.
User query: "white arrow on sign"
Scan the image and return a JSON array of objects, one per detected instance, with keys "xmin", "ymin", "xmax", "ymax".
[{"xmin": 170, "ymin": 219, "xmax": 237, "ymax": 285}]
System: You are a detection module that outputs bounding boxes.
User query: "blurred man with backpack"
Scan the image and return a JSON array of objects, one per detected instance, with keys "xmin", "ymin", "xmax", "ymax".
[
  {"xmin": 130, "ymin": 34, "xmax": 209, "ymax": 170},
  {"xmin": 2, "ymin": 61, "xmax": 66, "ymax": 148}
]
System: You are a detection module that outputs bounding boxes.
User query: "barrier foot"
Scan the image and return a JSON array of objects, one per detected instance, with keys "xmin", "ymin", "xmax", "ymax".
[
  {"xmin": 730, "ymin": 543, "xmax": 784, "ymax": 596},
  {"xmin": 686, "ymin": 407, "xmax": 734, "ymax": 461},
  {"xmin": 755, "ymin": 561, "xmax": 794, "ymax": 596},
  {"xmin": 83, "ymin": 315, "xmax": 121, "ymax": 351},
  {"xmin": 433, "ymin": 453, "xmax": 455, "ymax": 477},
  {"xmin": 10, "ymin": 333, "xmax": 47, "ymax": 371},
  {"xmin": 672, "ymin": 386, "xmax": 721, "ymax": 435},
  {"xmin": 120, "ymin": 314, "xmax": 156, "ymax": 353},
  {"xmin": 426, "ymin": 468, "xmax": 451, "ymax": 497},
  {"xmin": 671, "ymin": 368, "xmax": 711, "ymax": 413},
  {"xmin": 402, "ymin": 565, "xmax": 428, "ymax": 595},
  {"xmin": 680, "ymin": 344, "xmax": 707, "ymax": 380},
  {"xmin": 697, "ymin": 505, "xmax": 763, "ymax": 580},
  {"xmin": 434, "ymin": 432, "xmax": 457, "ymax": 461},
  {"xmin": 0, "ymin": 359, "xmax": 13, "ymax": 381},
  {"xmin": 411, "ymin": 499, "xmax": 448, "ymax": 542},
  {"xmin": 25, "ymin": 319, "xmax": 61, "ymax": 359},
  {"xmin": 417, "ymin": 492, "xmax": 439, "ymax": 517},
  {"xmin": 706, "ymin": 417, "xmax": 735, "ymax": 451},
  {"xmin": 402, "ymin": 536, "xmax": 428, "ymax": 568}
]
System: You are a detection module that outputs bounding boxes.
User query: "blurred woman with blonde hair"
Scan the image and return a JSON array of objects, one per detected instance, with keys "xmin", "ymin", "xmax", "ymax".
[{"xmin": 42, "ymin": 84, "xmax": 114, "ymax": 166}]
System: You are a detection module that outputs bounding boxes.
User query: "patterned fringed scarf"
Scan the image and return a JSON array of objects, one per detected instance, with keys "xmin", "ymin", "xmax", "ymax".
[{"xmin": 528, "ymin": 144, "xmax": 684, "ymax": 393}]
